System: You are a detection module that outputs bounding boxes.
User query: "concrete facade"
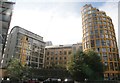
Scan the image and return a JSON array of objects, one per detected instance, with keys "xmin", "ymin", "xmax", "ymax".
[{"xmin": 2, "ymin": 26, "xmax": 45, "ymax": 69}]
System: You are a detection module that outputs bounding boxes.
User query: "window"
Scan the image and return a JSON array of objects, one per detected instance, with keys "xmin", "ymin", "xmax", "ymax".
[
  {"xmin": 86, "ymin": 32, "xmax": 89, "ymax": 36},
  {"xmin": 105, "ymin": 34, "xmax": 108, "ymax": 38},
  {"xmin": 108, "ymin": 26, "xmax": 111, "ymax": 30},
  {"xmin": 60, "ymin": 51, "xmax": 62, "ymax": 55},
  {"xmin": 60, "ymin": 57, "xmax": 62, "ymax": 60},
  {"xmin": 64, "ymin": 62, "xmax": 66, "ymax": 64},
  {"xmin": 96, "ymin": 40, "xmax": 100, "ymax": 46},
  {"xmin": 1, "ymin": 14, "xmax": 10, "ymax": 22},
  {"xmin": 106, "ymin": 40, "xmax": 110, "ymax": 46},
  {"xmin": 64, "ymin": 57, "xmax": 66, "ymax": 60},
  {"xmin": 109, "ymin": 35, "xmax": 112, "ymax": 39},
  {"xmin": 55, "ymin": 57, "xmax": 57, "ymax": 60},
  {"xmin": 94, "ymin": 26, "xmax": 98, "ymax": 29},
  {"xmin": 86, "ymin": 41, "xmax": 90, "ymax": 48},
  {"xmin": 89, "ymin": 26, "xmax": 93, "ymax": 30},
  {"xmin": 110, "ymin": 62, "xmax": 114, "ymax": 70},
  {"xmin": 51, "ymin": 57, "xmax": 53, "ymax": 60},
  {"xmin": 95, "ymin": 34, "xmax": 100, "ymax": 38},
  {"xmin": 106, "ymin": 48, "xmax": 110, "ymax": 52},
  {"xmin": 104, "ymin": 30, "xmax": 108, "ymax": 34},
  {"xmin": 95, "ymin": 30, "xmax": 98, "ymax": 34},
  {"xmin": 103, "ymin": 25, "xmax": 107, "ymax": 28},
  {"xmin": 91, "ymin": 40, "xmax": 95, "ymax": 47},
  {"xmin": 102, "ymin": 17, "xmax": 106, "ymax": 20},
  {"xmin": 47, "ymin": 52, "xmax": 49, "ymax": 55},
  {"xmin": 96, "ymin": 48, "xmax": 100, "ymax": 52},
  {"xmin": 87, "ymin": 10, "xmax": 91, "ymax": 14},
  {"xmin": 85, "ymin": 28, "xmax": 89, "ymax": 32},
  {"xmin": 47, "ymin": 57, "xmax": 49, "ymax": 60},
  {"xmin": 90, "ymin": 31, "xmax": 94, "ymax": 35},
  {"xmin": 102, "ymin": 13, "xmax": 106, "ymax": 16},
  {"xmin": 51, "ymin": 52, "xmax": 54, "ymax": 55},
  {"xmin": 115, "ymin": 62, "xmax": 118, "ymax": 70},
  {"xmin": 91, "ymin": 10, "xmax": 96, "ymax": 13},
  {"xmin": 98, "ymin": 21, "xmax": 102, "ymax": 24},
  {"xmin": 103, "ymin": 53, "xmax": 107, "ymax": 57},
  {"xmin": 26, "ymin": 37, "xmax": 28, "ymax": 40},
  {"xmin": 88, "ymin": 18, "xmax": 92, "ymax": 22},
  {"xmin": 102, "ymin": 48, "xmax": 106, "ymax": 52},
  {"xmin": 100, "ymin": 34, "xmax": 104, "ymax": 38},
  {"xmin": 68, "ymin": 51, "xmax": 72, "ymax": 55},
  {"xmin": 92, "ymin": 13, "xmax": 96, "ymax": 17},
  {"xmin": 101, "ymin": 40, "xmax": 106, "ymax": 46},
  {"xmin": 100, "ymin": 25, "xmax": 103, "ymax": 28},
  {"xmin": 64, "ymin": 51, "xmax": 67, "ymax": 55},
  {"xmin": 88, "ymin": 22, "xmax": 92, "ymax": 26},
  {"xmin": 103, "ymin": 56, "xmax": 107, "ymax": 61},
  {"xmin": 110, "ymin": 40, "xmax": 114, "ymax": 47},
  {"xmin": 94, "ymin": 21, "xmax": 97, "ymax": 24},
  {"xmin": 97, "ymin": 17, "xmax": 101, "ymax": 21},
  {"xmin": 100, "ymin": 30, "xmax": 103, "ymax": 34},
  {"xmin": 104, "ymin": 62, "xmax": 108, "ymax": 71},
  {"xmin": 90, "ymin": 35, "xmax": 94, "ymax": 39},
  {"xmin": 109, "ymin": 54, "xmax": 112, "ymax": 61}
]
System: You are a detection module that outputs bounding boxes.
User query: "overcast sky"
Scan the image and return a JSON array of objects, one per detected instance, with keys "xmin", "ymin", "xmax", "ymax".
[{"xmin": 9, "ymin": 0, "xmax": 119, "ymax": 45}]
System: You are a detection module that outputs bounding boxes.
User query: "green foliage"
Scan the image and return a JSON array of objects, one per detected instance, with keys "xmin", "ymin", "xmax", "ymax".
[
  {"xmin": 68, "ymin": 50, "xmax": 104, "ymax": 81},
  {"xmin": 7, "ymin": 58, "xmax": 29, "ymax": 81}
]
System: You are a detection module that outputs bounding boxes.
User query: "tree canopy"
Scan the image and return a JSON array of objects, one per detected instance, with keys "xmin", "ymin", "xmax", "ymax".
[
  {"xmin": 68, "ymin": 50, "xmax": 104, "ymax": 81},
  {"xmin": 7, "ymin": 58, "xmax": 29, "ymax": 81}
]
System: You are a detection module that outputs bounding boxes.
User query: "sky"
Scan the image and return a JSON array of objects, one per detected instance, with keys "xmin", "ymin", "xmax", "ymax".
[{"xmin": 9, "ymin": 0, "xmax": 119, "ymax": 45}]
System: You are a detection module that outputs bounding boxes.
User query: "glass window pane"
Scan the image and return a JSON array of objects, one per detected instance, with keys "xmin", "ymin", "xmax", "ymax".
[{"xmin": 96, "ymin": 40, "xmax": 100, "ymax": 46}]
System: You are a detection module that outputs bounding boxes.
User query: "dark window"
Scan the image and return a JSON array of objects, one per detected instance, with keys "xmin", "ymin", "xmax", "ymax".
[
  {"xmin": 68, "ymin": 51, "xmax": 72, "ymax": 55},
  {"xmin": 64, "ymin": 51, "xmax": 67, "ymax": 55},
  {"xmin": 26, "ymin": 37, "xmax": 28, "ymax": 40},
  {"xmin": 51, "ymin": 57, "xmax": 53, "ymax": 60},
  {"xmin": 60, "ymin": 51, "xmax": 62, "ymax": 55},
  {"xmin": 47, "ymin": 57, "xmax": 49, "ymax": 60},
  {"xmin": 60, "ymin": 57, "xmax": 62, "ymax": 60},
  {"xmin": 55, "ymin": 57, "xmax": 57, "ymax": 60},
  {"xmin": 64, "ymin": 57, "xmax": 66, "ymax": 60},
  {"xmin": 47, "ymin": 52, "xmax": 49, "ymax": 55},
  {"xmin": 91, "ymin": 40, "xmax": 95, "ymax": 47}
]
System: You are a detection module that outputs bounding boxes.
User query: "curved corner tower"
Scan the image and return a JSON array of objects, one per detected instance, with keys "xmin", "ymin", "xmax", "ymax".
[{"xmin": 81, "ymin": 4, "xmax": 119, "ymax": 80}]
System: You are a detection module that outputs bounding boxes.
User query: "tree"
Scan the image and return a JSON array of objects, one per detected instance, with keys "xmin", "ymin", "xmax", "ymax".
[
  {"xmin": 85, "ymin": 50, "xmax": 104, "ymax": 80},
  {"xmin": 7, "ymin": 58, "xmax": 29, "ymax": 81},
  {"xmin": 68, "ymin": 51, "xmax": 88, "ymax": 81},
  {"xmin": 68, "ymin": 50, "xmax": 104, "ymax": 81}
]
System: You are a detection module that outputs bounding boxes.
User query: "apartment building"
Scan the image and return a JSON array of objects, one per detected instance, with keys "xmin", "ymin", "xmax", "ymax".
[
  {"xmin": 81, "ymin": 4, "xmax": 119, "ymax": 80},
  {"xmin": 2, "ymin": 26, "xmax": 45, "ymax": 69},
  {"xmin": 44, "ymin": 43, "xmax": 82, "ymax": 68}
]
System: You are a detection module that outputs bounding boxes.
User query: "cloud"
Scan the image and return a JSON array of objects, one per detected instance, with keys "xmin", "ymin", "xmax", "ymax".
[
  {"xmin": 10, "ymin": 0, "xmax": 119, "ymax": 46},
  {"xmin": 10, "ymin": 1, "xmax": 82, "ymax": 45}
]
